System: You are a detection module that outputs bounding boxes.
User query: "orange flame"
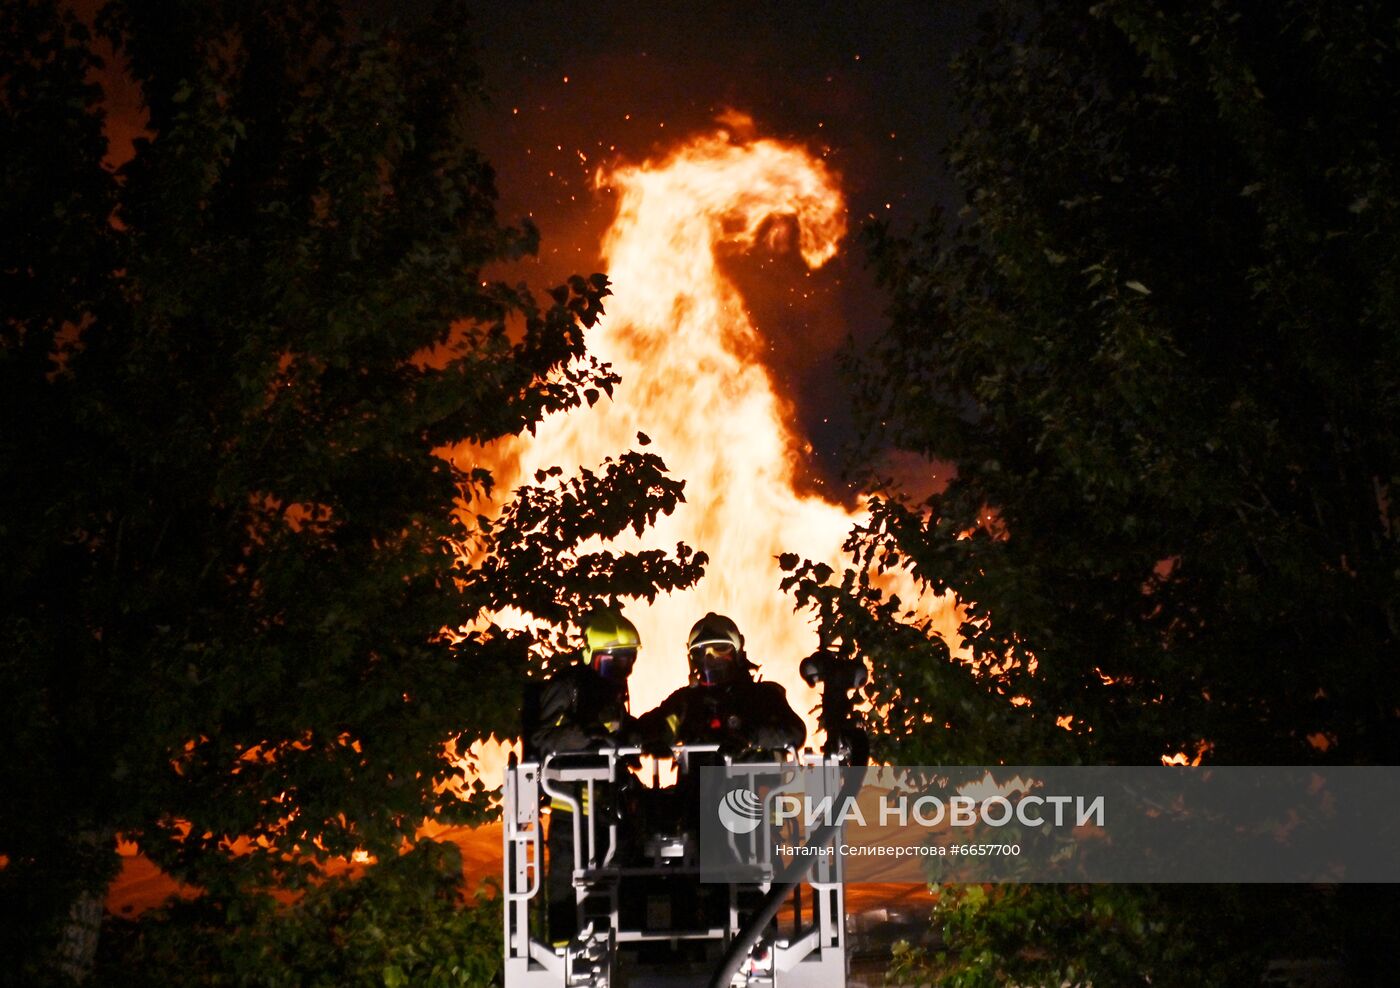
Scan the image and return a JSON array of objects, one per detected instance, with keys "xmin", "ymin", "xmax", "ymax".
[
  {"xmin": 483, "ymin": 119, "xmax": 954, "ymax": 738},
  {"xmin": 482, "ymin": 122, "xmax": 844, "ymax": 723}
]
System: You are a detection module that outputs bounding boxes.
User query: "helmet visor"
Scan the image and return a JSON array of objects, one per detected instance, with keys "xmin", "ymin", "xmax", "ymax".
[
  {"xmin": 592, "ymin": 647, "xmax": 637, "ymax": 682},
  {"xmin": 690, "ymin": 642, "xmax": 738, "ymax": 686}
]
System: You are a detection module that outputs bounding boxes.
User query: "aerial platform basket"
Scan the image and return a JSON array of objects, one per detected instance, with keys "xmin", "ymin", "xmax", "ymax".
[{"xmin": 502, "ymin": 745, "xmax": 850, "ymax": 988}]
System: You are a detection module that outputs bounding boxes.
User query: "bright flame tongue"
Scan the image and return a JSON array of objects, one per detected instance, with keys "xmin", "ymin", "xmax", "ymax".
[{"xmin": 499, "ymin": 126, "xmax": 856, "ymax": 722}]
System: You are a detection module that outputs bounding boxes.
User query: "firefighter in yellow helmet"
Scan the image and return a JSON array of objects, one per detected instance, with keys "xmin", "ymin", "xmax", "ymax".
[
  {"xmin": 638, "ymin": 612, "xmax": 805, "ymax": 755},
  {"xmin": 531, "ymin": 607, "xmax": 640, "ymax": 755},
  {"xmin": 531, "ymin": 606, "xmax": 642, "ymax": 944}
]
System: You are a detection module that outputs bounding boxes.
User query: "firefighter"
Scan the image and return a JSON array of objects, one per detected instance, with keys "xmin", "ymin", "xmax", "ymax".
[
  {"xmin": 638, "ymin": 612, "xmax": 806, "ymax": 756},
  {"xmin": 531, "ymin": 607, "xmax": 639, "ymax": 756},
  {"xmin": 628, "ymin": 614, "xmax": 803, "ymax": 934},
  {"xmin": 531, "ymin": 606, "xmax": 642, "ymax": 944}
]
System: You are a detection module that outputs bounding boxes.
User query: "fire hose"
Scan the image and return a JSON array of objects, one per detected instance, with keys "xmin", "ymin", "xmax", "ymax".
[{"xmin": 706, "ymin": 648, "xmax": 869, "ymax": 988}]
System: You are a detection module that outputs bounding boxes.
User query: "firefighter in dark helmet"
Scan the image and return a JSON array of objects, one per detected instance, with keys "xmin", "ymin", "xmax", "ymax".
[
  {"xmin": 531, "ymin": 606, "xmax": 642, "ymax": 943},
  {"xmin": 638, "ymin": 612, "xmax": 805, "ymax": 755}
]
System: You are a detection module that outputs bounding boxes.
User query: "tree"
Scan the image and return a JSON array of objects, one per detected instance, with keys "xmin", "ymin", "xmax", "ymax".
[
  {"xmin": 785, "ymin": 0, "xmax": 1400, "ymax": 982},
  {"xmin": 98, "ymin": 841, "xmax": 503, "ymax": 988},
  {"xmin": 0, "ymin": 1, "xmax": 701, "ymax": 980}
]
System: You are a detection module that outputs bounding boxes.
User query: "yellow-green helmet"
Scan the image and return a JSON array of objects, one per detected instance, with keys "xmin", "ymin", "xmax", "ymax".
[{"xmin": 582, "ymin": 607, "xmax": 640, "ymax": 682}]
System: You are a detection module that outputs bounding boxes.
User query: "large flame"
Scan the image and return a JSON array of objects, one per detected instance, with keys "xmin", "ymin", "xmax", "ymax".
[{"xmin": 486, "ymin": 121, "xmax": 914, "ymax": 730}]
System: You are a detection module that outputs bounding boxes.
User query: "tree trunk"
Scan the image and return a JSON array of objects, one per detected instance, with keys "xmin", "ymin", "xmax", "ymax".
[
  {"xmin": 45, "ymin": 828, "xmax": 115, "ymax": 984},
  {"xmin": 55, "ymin": 885, "xmax": 105, "ymax": 983}
]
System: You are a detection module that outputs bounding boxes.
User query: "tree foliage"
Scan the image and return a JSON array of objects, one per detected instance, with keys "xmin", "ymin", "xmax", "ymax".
[
  {"xmin": 98, "ymin": 841, "xmax": 500, "ymax": 988},
  {"xmin": 798, "ymin": 0, "xmax": 1400, "ymax": 772},
  {"xmin": 0, "ymin": 0, "xmax": 700, "ymax": 977},
  {"xmin": 783, "ymin": 0, "xmax": 1400, "ymax": 981},
  {"xmin": 886, "ymin": 883, "xmax": 1333, "ymax": 988}
]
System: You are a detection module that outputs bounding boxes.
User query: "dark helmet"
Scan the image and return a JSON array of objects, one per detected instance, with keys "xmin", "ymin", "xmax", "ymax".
[
  {"xmin": 686, "ymin": 612, "xmax": 746, "ymax": 687},
  {"xmin": 582, "ymin": 607, "xmax": 640, "ymax": 684}
]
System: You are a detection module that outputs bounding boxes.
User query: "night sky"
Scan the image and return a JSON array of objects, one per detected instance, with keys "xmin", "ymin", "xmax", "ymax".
[{"xmin": 463, "ymin": 2, "xmax": 981, "ymax": 494}]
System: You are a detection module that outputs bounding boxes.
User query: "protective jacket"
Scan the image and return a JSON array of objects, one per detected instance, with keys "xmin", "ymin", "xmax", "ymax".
[
  {"xmin": 638, "ymin": 678, "xmax": 805, "ymax": 753},
  {"xmin": 530, "ymin": 660, "xmax": 636, "ymax": 756}
]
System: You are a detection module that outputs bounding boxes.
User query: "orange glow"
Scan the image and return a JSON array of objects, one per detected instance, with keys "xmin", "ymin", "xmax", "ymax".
[
  {"xmin": 1306, "ymin": 732, "xmax": 1334, "ymax": 752},
  {"xmin": 1161, "ymin": 739, "xmax": 1214, "ymax": 766},
  {"xmin": 478, "ymin": 118, "xmax": 958, "ymax": 733}
]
